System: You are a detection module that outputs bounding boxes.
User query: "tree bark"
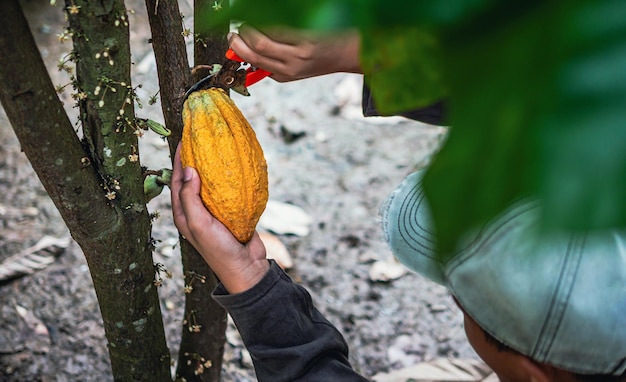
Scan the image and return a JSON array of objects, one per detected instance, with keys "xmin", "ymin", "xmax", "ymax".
[
  {"xmin": 194, "ymin": 0, "xmax": 231, "ymax": 75},
  {"xmin": 0, "ymin": 0, "xmax": 172, "ymax": 380},
  {"xmin": 144, "ymin": 1, "xmax": 228, "ymax": 380},
  {"xmin": 171, "ymin": 1, "xmax": 233, "ymax": 381},
  {"xmin": 0, "ymin": 0, "xmax": 111, "ymax": 237},
  {"xmin": 143, "ymin": 0, "xmax": 191, "ymax": 157}
]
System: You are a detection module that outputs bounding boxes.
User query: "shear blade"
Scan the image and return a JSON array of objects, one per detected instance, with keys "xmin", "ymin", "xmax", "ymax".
[{"xmin": 183, "ymin": 73, "xmax": 216, "ymax": 101}]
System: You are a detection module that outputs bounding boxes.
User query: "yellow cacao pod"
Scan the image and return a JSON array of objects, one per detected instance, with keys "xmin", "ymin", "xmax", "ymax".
[{"xmin": 181, "ymin": 88, "xmax": 268, "ymax": 243}]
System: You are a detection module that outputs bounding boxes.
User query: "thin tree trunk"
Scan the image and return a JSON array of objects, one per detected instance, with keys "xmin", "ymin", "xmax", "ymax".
[
  {"xmin": 0, "ymin": 1, "xmax": 172, "ymax": 380},
  {"xmin": 0, "ymin": 0, "xmax": 107, "ymax": 230},
  {"xmin": 170, "ymin": 1, "xmax": 233, "ymax": 380},
  {"xmin": 194, "ymin": 0, "xmax": 231, "ymax": 74},
  {"xmin": 144, "ymin": 1, "xmax": 228, "ymax": 380},
  {"xmin": 143, "ymin": 0, "xmax": 191, "ymax": 156},
  {"xmin": 65, "ymin": 0, "xmax": 173, "ymax": 377}
]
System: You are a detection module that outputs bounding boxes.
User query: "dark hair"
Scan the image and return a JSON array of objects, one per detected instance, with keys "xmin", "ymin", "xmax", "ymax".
[
  {"xmin": 482, "ymin": 330, "xmax": 626, "ymax": 382},
  {"xmin": 452, "ymin": 295, "xmax": 625, "ymax": 382},
  {"xmin": 481, "ymin": 328, "xmax": 515, "ymax": 353},
  {"xmin": 574, "ymin": 374, "xmax": 626, "ymax": 382}
]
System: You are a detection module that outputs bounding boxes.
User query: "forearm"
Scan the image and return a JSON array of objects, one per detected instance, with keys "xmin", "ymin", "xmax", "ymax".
[
  {"xmin": 319, "ymin": 29, "xmax": 362, "ymax": 75},
  {"xmin": 213, "ymin": 260, "xmax": 369, "ymax": 382},
  {"xmin": 229, "ymin": 26, "xmax": 362, "ymax": 82}
]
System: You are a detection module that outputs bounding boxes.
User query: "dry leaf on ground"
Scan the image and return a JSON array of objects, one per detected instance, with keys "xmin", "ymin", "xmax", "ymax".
[
  {"xmin": 15, "ymin": 304, "xmax": 50, "ymax": 339},
  {"xmin": 0, "ymin": 203, "xmax": 39, "ymax": 218},
  {"xmin": 259, "ymin": 231, "xmax": 293, "ymax": 270},
  {"xmin": 372, "ymin": 358, "xmax": 496, "ymax": 382},
  {"xmin": 0, "ymin": 236, "xmax": 71, "ymax": 282},
  {"xmin": 258, "ymin": 200, "xmax": 312, "ymax": 236},
  {"xmin": 369, "ymin": 258, "xmax": 408, "ymax": 282}
]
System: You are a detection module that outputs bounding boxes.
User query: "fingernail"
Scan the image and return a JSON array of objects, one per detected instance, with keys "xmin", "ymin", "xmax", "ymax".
[
  {"xmin": 183, "ymin": 167, "xmax": 193, "ymax": 182},
  {"xmin": 227, "ymin": 32, "xmax": 234, "ymax": 41}
]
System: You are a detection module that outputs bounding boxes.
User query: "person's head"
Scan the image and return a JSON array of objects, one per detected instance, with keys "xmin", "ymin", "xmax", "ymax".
[
  {"xmin": 460, "ymin": 305, "xmax": 626, "ymax": 382},
  {"xmin": 382, "ymin": 170, "xmax": 626, "ymax": 382}
]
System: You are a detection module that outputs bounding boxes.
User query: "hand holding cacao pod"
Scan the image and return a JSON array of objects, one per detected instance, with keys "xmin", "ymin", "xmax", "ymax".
[{"xmin": 181, "ymin": 88, "xmax": 268, "ymax": 243}]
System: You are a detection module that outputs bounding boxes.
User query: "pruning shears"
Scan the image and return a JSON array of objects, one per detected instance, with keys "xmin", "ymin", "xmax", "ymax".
[
  {"xmin": 224, "ymin": 48, "xmax": 272, "ymax": 87},
  {"xmin": 183, "ymin": 49, "xmax": 272, "ymax": 101}
]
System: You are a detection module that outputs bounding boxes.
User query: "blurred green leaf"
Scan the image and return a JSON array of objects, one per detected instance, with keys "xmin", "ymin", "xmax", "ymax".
[
  {"xmin": 424, "ymin": 0, "xmax": 626, "ymax": 252},
  {"xmin": 223, "ymin": 0, "xmax": 353, "ymax": 30},
  {"xmin": 202, "ymin": 0, "xmax": 626, "ymax": 254},
  {"xmin": 538, "ymin": 0, "xmax": 626, "ymax": 230},
  {"xmin": 360, "ymin": 27, "xmax": 446, "ymax": 114},
  {"xmin": 423, "ymin": 2, "xmax": 556, "ymax": 252}
]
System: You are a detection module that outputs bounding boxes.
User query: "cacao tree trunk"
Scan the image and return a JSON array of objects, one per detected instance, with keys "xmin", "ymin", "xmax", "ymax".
[
  {"xmin": 174, "ymin": 2, "xmax": 232, "ymax": 380},
  {"xmin": 145, "ymin": 0, "xmax": 230, "ymax": 380},
  {"xmin": 1, "ymin": 0, "xmax": 236, "ymax": 380},
  {"xmin": 0, "ymin": 0, "xmax": 172, "ymax": 380}
]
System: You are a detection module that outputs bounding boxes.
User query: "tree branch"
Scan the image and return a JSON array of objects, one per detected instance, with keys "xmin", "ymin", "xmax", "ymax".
[
  {"xmin": 144, "ymin": 0, "xmax": 192, "ymax": 158},
  {"xmin": 1, "ymin": 1, "xmax": 173, "ymax": 380},
  {"xmin": 144, "ymin": 1, "xmax": 228, "ymax": 381},
  {"xmin": 0, "ymin": 0, "xmax": 115, "ymax": 238}
]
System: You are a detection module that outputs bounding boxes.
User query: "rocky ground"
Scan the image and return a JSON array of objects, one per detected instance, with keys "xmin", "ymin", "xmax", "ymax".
[{"xmin": 0, "ymin": 1, "xmax": 481, "ymax": 381}]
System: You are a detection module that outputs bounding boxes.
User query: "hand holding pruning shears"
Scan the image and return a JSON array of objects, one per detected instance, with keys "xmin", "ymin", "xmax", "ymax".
[
  {"xmin": 227, "ymin": 25, "xmax": 362, "ymax": 82},
  {"xmin": 225, "ymin": 48, "xmax": 272, "ymax": 87},
  {"xmin": 184, "ymin": 25, "xmax": 361, "ymax": 99}
]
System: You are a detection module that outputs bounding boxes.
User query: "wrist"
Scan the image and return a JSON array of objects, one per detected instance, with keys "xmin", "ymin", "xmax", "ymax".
[
  {"xmin": 332, "ymin": 30, "xmax": 362, "ymax": 74},
  {"xmin": 220, "ymin": 258, "xmax": 270, "ymax": 294}
]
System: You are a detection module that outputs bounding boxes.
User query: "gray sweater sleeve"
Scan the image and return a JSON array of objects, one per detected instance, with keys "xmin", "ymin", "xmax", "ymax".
[{"xmin": 213, "ymin": 260, "xmax": 370, "ymax": 382}]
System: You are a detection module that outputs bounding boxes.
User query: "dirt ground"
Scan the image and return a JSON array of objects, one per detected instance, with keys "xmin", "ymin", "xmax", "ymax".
[{"xmin": 0, "ymin": 1, "xmax": 480, "ymax": 381}]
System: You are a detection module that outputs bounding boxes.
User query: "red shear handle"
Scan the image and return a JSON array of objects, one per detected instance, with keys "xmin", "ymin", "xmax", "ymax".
[
  {"xmin": 225, "ymin": 48, "xmax": 243, "ymax": 62},
  {"xmin": 226, "ymin": 48, "xmax": 272, "ymax": 87}
]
